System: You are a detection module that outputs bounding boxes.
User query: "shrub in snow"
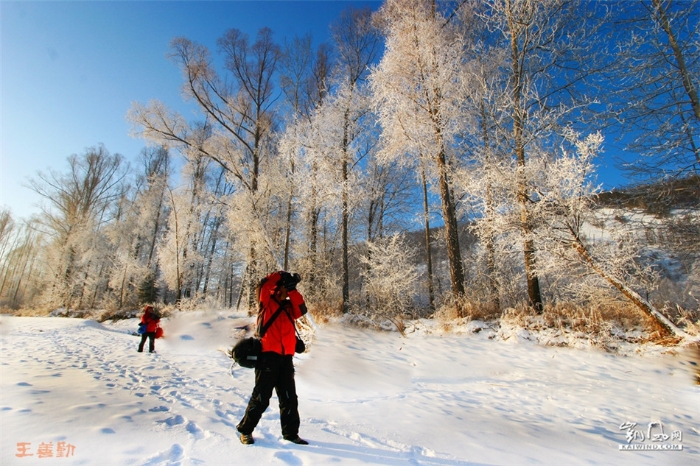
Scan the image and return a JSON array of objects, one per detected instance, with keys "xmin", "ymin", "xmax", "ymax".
[
  {"xmin": 359, "ymin": 233, "xmax": 419, "ymax": 331},
  {"xmin": 100, "ymin": 308, "xmax": 141, "ymax": 322},
  {"xmin": 495, "ymin": 302, "xmax": 672, "ymax": 351},
  {"xmin": 434, "ymin": 295, "xmax": 502, "ymax": 323}
]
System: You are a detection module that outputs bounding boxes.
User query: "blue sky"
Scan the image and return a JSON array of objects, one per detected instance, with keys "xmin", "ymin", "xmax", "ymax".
[
  {"xmin": 1, "ymin": 0, "xmax": 629, "ymax": 221},
  {"xmin": 1, "ymin": 0, "xmax": 382, "ymax": 219}
]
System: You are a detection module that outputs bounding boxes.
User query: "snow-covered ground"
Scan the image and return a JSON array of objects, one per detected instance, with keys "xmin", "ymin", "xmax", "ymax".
[{"xmin": 1, "ymin": 311, "xmax": 698, "ymax": 465}]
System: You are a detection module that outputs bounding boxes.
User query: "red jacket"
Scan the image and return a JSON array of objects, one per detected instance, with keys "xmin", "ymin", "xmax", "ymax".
[
  {"xmin": 141, "ymin": 309, "xmax": 160, "ymax": 333},
  {"xmin": 258, "ymin": 272, "xmax": 307, "ymax": 355}
]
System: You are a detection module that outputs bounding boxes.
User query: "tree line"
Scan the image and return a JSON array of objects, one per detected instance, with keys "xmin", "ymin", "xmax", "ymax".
[{"xmin": 1, "ymin": 0, "xmax": 697, "ymax": 336}]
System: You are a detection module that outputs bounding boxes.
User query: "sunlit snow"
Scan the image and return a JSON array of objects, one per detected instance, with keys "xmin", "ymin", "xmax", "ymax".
[{"xmin": 1, "ymin": 311, "xmax": 698, "ymax": 465}]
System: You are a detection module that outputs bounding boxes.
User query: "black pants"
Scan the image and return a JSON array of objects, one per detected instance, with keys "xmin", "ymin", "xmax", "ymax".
[
  {"xmin": 138, "ymin": 332, "xmax": 156, "ymax": 352},
  {"xmin": 237, "ymin": 352, "xmax": 300, "ymax": 438}
]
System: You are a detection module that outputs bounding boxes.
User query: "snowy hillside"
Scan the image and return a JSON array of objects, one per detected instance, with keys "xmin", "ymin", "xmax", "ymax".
[{"xmin": 1, "ymin": 311, "xmax": 698, "ymax": 465}]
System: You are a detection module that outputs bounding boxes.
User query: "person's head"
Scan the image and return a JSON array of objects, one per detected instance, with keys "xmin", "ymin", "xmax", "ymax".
[{"xmin": 144, "ymin": 305, "xmax": 153, "ymax": 314}]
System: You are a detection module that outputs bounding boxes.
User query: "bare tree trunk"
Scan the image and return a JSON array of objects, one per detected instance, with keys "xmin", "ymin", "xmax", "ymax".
[
  {"xmin": 435, "ymin": 141, "xmax": 465, "ymax": 298},
  {"xmin": 283, "ymin": 186, "xmax": 293, "ymax": 271},
  {"xmin": 507, "ymin": 0, "xmax": 542, "ymax": 311},
  {"xmin": 246, "ymin": 246, "xmax": 258, "ymax": 313},
  {"xmin": 90, "ymin": 262, "xmax": 107, "ymax": 309},
  {"xmin": 61, "ymin": 247, "xmax": 77, "ymax": 309},
  {"xmin": 77, "ymin": 259, "xmax": 93, "ymax": 310},
  {"xmin": 484, "ymin": 194, "xmax": 500, "ymax": 310},
  {"xmin": 119, "ymin": 263, "xmax": 129, "ymax": 308},
  {"xmin": 166, "ymin": 188, "xmax": 183, "ymax": 305},
  {"xmin": 12, "ymin": 254, "xmax": 36, "ymax": 308},
  {"xmin": 480, "ymin": 102, "xmax": 501, "ymax": 311},
  {"xmin": 308, "ymin": 191, "xmax": 320, "ymax": 295},
  {"xmin": 147, "ymin": 185, "xmax": 165, "ymax": 268},
  {"xmin": 571, "ymin": 231, "xmax": 687, "ymax": 339},
  {"xmin": 0, "ymin": 228, "xmax": 22, "ymax": 296},
  {"xmin": 405, "ymin": 6, "xmax": 466, "ymax": 300},
  {"xmin": 330, "ymin": 7, "xmax": 382, "ymax": 313},
  {"xmin": 341, "ymin": 110, "xmax": 351, "ymax": 313},
  {"xmin": 8, "ymin": 233, "xmax": 37, "ymax": 308},
  {"xmin": 202, "ymin": 216, "xmax": 220, "ymax": 296},
  {"xmin": 420, "ymin": 164, "xmax": 435, "ymax": 310}
]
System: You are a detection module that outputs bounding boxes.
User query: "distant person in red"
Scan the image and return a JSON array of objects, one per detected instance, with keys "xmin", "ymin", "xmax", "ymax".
[
  {"xmin": 237, "ymin": 271, "xmax": 309, "ymax": 446},
  {"xmin": 137, "ymin": 305, "xmax": 160, "ymax": 353}
]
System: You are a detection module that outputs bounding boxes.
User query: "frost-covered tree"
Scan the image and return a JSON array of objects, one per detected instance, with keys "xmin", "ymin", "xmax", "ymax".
[
  {"xmin": 528, "ymin": 128, "xmax": 688, "ymax": 338},
  {"xmin": 129, "ymin": 28, "xmax": 283, "ymax": 310},
  {"xmin": 362, "ymin": 156, "xmax": 416, "ymax": 243},
  {"xmin": 278, "ymin": 35, "xmax": 332, "ymax": 272},
  {"xmin": 278, "ymin": 36, "xmax": 333, "ymax": 298},
  {"xmin": 134, "ymin": 146, "xmax": 171, "ymax": 304},
  {"xmin": 105, "ymin": 146, "xmax": 172, "ymax": 308},
  {"xmin": 370, "ymin": 0, "xmax": 468, "ymax": 299},
  {"xmin": 297, "ymin": 82, "xmax": 372, "ymax": 310},
  {"xmin": 164, "ymin": 153, "xmax": 210, "ymax": 305},
  {"xmin": 103, "ymin": 184, "xmax": 140, "ymax": 310},
  {"xmin": 360, "ymin": 233, "xmax": 420, "ymax": 330},
  {"xmin": 0, "ymin": 210, "xmax": 17, "ymax": 301},
  {"xmin": 279, "ymin": 114, "xmax": 341, "ymax": 307},
  {"xmin": 0, "ymin": 213, "xmax": 44, "ymax": 309},
  {"xmin": 311, "ymin": 6, "xmax": 382, "ymax": 312},
  {"xmin": 358, "ymin": 144, "xmax": 419, "ymax": 310},
  {"xmin": 135, "ymin": 146, "xmax": 171, "ymax": 269},
  {"xmin": 189, "ymin": 166, "xmax": 235, "ymax": 303},
  {"xmin": 0, "ymin": 210, "xmax": 12, "ymax": 252},
  {"xmin": 450, "ymin": 2, "xmax": 510, "ymax": 310},
  {"xmin": 471, "ymin": 0, "xmax": 606, "ymax": 311},
  {"xmin": 608, "ymin": 0, "xmax": 699, "ymax": 180},
  {"xmin": 27, "ymin": 145, "xmax": 127, "ymax": 309}
]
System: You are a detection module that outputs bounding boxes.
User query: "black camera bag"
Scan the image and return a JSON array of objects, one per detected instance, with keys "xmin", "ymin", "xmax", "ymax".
[{"xmin": 230, "ymin": 303, "xmax": 286, "ymax": 368}]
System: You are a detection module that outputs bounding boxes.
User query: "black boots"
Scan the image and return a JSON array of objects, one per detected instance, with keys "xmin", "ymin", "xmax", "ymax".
[{"xmin": 284, "ymin": 436, "xmax": 309, "ymax": 445}]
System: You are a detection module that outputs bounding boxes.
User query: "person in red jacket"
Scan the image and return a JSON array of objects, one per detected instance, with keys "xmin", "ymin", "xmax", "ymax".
[
  {"xmin": 137, "ymin": 305, "xmax": 160, "ymax": 353},
  {"xmin": 237, "ymin": 271, "xmax": 309, "ymax": 445}
]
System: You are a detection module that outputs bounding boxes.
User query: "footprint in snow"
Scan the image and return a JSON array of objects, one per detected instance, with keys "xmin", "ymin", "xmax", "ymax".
[
  {"xmin": 29, "ymin": 389, "xmax": 51, "ymax": 395},
  {"xmin": 274, "ymin": 451, "xmax": 303, "ymax": 465},
  {"xmin": 149, "ymin": 406, "xmax": 169, "ymax": 412},
  {"xmin": 186, "ymin": 421, "xmax": 206, "ymax": 439},
  {"xmin": 143, "ymin": 443, "xmax": 185, "ymax": 466},
  {"xmin": 163, "ymin": 414, "xmax": 186, "ymax": 426},
  {"xmin": 411, "ymin": 445, "xmax": 437, "ymax": 458}
]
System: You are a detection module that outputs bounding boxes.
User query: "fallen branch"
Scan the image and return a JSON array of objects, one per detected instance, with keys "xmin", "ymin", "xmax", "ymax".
[{"xmin": 572, "ymin": 235, "xmax": 690, "ymax": 341}]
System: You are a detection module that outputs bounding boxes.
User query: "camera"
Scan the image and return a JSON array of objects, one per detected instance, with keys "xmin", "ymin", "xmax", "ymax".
[{"xmin": 279, "ymin": 272, "xmax": 301, "ymax": 290}]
